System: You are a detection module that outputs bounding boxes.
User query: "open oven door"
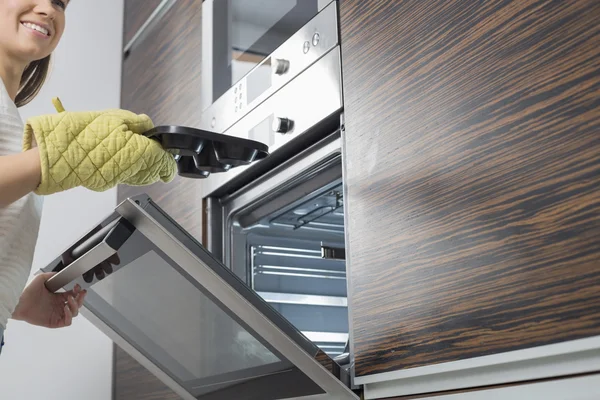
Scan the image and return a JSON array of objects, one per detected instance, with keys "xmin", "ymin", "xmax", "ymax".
[{"xmin": 39, "ymin": 195, "xmax": 358, "ymax": 400}]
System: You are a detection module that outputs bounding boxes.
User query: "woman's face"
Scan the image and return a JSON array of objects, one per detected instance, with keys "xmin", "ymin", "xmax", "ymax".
[{"xmin": 0, "ymin": 0, "xmax": 68, "ymax": 65}]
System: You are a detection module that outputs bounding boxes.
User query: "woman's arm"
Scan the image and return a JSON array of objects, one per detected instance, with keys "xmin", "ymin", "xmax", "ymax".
[{"xmin": 0, "ymin": 148, "xmax": 41, "ymax": 207}]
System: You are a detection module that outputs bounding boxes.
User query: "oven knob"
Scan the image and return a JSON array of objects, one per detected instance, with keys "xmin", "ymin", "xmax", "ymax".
[
  {"xmin": 273, "ymin": 59, "xmax": 290, "ymax": 75},
  {"xmin": 272, "ymin": 117, "xmax": 294, "ymax": 134}
]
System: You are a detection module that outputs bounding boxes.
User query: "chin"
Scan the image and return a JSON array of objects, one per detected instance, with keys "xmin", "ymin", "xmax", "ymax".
[
  {"xmin": 19, "ymin": 51, "xmax": 51, "ymax": 64},
  {"xmin": 15, "ymin": 44, "xmax": 51, "ymax": 63}
]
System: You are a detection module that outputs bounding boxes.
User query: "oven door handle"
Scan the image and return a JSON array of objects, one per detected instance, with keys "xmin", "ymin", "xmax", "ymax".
[{"xmin": 44, "ymin": 217, "xmax": 136, "ymax": 293}]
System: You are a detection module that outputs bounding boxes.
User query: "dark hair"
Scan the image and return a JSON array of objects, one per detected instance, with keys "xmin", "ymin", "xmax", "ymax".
[{"xmin": 15, "ymin": 55, "xmax": 51, "ymax": 108}]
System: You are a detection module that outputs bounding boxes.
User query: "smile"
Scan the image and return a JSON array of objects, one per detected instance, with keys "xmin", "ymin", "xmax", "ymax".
[{"xmin": 21, "ymin": 22, "xmax": 51, "ymax": 37}]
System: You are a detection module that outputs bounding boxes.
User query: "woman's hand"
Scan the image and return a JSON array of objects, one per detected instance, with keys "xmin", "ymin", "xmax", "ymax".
[{"xmin": 12, "ymin": 272, "xmax": 86, "ymax": 328}]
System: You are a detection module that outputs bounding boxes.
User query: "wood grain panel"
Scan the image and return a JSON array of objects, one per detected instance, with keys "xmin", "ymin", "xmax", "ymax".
[
  {"xmin": 114, "ymin": 1, "xmax": 202, "ymax": 398},
  {"xmin": 123, "ymin": 0, "xmax": 162, "ymax": 46},
  {"xmin": 315, "ymin": 349, "xmax": 335, "ymax": 374},
  {"xmin": 340, "ymin": 0, "xmax": 600, "ymax": 378}
]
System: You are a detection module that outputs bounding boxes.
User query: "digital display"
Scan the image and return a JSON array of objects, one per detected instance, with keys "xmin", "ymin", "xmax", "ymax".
[{"xmin": 246, "ymin": 57, "xmax": 272, "ymax": 104}]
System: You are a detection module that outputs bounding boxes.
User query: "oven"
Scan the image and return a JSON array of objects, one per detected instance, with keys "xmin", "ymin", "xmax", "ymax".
[{"xmin": 199, "ymin": 0, "xmax": 350, "ymax": 372}]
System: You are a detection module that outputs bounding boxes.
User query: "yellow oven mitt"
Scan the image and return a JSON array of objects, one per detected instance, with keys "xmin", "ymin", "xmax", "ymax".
[{"xmin": 23, "ymin": 97, "xmax": 177, "ymax": 195}]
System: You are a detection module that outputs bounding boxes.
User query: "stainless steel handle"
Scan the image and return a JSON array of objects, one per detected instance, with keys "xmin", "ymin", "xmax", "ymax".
[{"xmin": 45, "ymin": 218, "xmax": 136, "ymax": 293}]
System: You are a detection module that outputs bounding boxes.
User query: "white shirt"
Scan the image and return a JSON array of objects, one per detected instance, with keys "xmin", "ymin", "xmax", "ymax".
[{"xmin": 0, "ymin": 79, "xmax": 43, "ymax": 329}]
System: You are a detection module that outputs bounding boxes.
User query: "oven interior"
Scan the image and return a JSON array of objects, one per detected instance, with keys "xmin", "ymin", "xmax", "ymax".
[{"xmin": 218, "ymin": 136, "xmax": 349, "ymax": 359}]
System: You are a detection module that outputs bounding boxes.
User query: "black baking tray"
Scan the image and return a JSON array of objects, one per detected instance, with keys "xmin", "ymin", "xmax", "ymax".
[{"xmin": 143, "ymin": 125, "xmax": 269, "ymax": 179}]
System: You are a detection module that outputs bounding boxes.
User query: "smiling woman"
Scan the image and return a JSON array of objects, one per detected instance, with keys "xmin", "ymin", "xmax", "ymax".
[{"xmin": 0, "ymin": 0, "xmax": 175, "ymax": 362}]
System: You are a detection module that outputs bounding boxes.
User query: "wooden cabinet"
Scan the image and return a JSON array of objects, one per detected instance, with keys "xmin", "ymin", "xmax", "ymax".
[
  {"xmin": 114, "ymin": 1, "xmax": 203, "ymax": 398},
  {"xmin": 340, "ymin": 0, "xmax": 600, "ymax": 391},
  {"xmin": 123, "ymin": 0, "xmax": 162, "ymax": 45}
]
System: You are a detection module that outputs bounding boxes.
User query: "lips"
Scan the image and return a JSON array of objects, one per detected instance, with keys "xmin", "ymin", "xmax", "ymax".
[{"xmin": 21, "ymin": 21, "xmax": 52, "ymax": 37}]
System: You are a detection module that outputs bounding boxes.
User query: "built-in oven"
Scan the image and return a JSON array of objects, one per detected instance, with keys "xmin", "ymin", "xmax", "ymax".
[{"xmin": 198, "ymin": 1, "xmax": 352, "ymax": 386}]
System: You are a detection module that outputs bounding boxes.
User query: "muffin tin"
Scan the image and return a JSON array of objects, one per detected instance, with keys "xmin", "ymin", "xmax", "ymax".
[{"xmin": 143, "ymin": 125, "xmax": 269, "ymax": 179}]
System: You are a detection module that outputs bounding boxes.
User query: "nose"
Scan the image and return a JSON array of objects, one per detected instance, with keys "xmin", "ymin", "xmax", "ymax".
[{"xmin": 33, "ymin": 0, "xmax": 57, "ymax": 20}]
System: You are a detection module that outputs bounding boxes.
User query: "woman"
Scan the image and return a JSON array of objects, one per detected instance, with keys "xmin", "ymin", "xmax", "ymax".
[{"xmin": 0, "ymin": 0, "xmax": 175, "ymax": 352}]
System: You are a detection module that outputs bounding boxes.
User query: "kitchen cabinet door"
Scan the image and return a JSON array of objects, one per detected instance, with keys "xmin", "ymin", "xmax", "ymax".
[
  {"xmin": 123, "ymin": 0, "xmax": 162, "ymax": 46},
  {"xmin": 115, "ymin": 1, "xmax": 203, "ymax": 399},
  {"xmin": 340, "ymin": 0, "xmax": 600, "ymax": 395}
]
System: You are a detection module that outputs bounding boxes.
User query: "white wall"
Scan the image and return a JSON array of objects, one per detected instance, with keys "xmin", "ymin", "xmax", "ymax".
[{"xmin": 0, "ymin": 1, "xmax": 124, "ymax": 399}]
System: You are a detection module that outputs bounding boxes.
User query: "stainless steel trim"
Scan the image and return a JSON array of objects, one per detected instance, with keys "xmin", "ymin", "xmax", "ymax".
[
  {"xmin": 123, "ymin": 0, "xmax": 177, "ymax": 54},
  {"xmin": 257, "ymin": 292, "xmax": 348, "ymax": 307},
  {"xmin": 80, "ymin": 307, "xmax": 196, "ymax": 400},
  {"xmin": 45, "ymin": 241, "xmax": 116, "ymax": 293},
  {"xmin": 201, "ymin": 0, "xmax": 214, "ymax": 111},
  {"xmin": 364, "ymin": 374, "xmax": 600, "ymax": 400},
  {"xmin": 200, "ymin": 48, "xmax": 343, "ymax": 198},
  {"xmin": 339, "ymin": 113, "xmax": 358, "ymax": 386},
  {"xmin": 200, "ymin": 1, "xmax": 339, "ymax": 133},
  {"xmin": 361, "ymin": 345, "xmax": 600, "ymax": 399},
  {"xmin": 116, "ymin": 199, "xmax": 358, "ymax": 399},
  {"xmin": 204, "ymin": 197, "xmax": 223, "ymax": 262},
  {"xmin": 318, "ymin": 0, "xmax": 335, "ymax": 12}
]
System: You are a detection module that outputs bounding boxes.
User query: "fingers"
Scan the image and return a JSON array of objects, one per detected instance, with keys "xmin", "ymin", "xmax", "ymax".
[
  {"xmin": 63, "ymin": 303, "xmax": 73, "ymax": 327},
  {"xmin": 71, "ymin": 284, "xmax": 87, "ymax": 309},
  {"xmin": 76, "ymin": 289, "xmax": 87, "ymax": 308},
  {"xmin": 116, "ymin": 111, "xmax": 154, "ymax": 134},
  {"xmin": 61, "ymin": 284, "xmax": 87, "ymax": 325},
  {"xmin": 67, "ymin": 295, "xmax": 79, "ymax": 318}
]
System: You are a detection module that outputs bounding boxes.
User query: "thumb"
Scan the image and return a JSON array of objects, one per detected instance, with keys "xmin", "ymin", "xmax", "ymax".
[
  {"xmin": 111, "ymin": 110, "xmax": 154, "ymax": 134},
  {"xmin": 31, "ymin": 271, "xmax": 57, "ymax": 291},
  {"xmin": 35, "ymin": 271, "xmax": 56, "ymax": 280}
]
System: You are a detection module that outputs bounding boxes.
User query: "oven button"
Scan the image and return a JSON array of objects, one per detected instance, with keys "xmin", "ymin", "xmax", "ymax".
[
  {"xmin": 312, "ymin": 32, "xmax": 320, "ymax": 46},
  {"xmin": 303, "ymin": 41, "xmax": 311, "ymax": 54},
  {"xmin": 273, "ymin": 59, "xmax": 290, "ymax": 75},
  {"xmin": 272, "ymin": 117, "xmax": 294, "ymax": 134}
]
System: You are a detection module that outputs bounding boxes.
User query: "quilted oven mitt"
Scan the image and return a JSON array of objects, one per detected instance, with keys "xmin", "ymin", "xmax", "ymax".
[{"xmin": 22, "ymin": 97, "xmax": 177, "ymax": 195}]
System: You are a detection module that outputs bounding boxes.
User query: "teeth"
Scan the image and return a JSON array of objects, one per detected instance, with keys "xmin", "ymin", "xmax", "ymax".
[{"xmin": 23, "ymin": 22, "xmax": 49, "ymax": 36}]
